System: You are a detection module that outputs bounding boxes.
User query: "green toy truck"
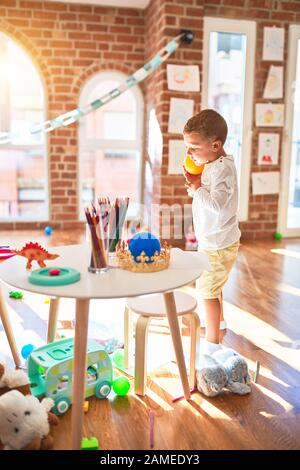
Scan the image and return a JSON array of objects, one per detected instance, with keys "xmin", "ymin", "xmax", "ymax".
[{"xmin": 28, "ymin": 338, "xmax": 113, "ymax": 415}]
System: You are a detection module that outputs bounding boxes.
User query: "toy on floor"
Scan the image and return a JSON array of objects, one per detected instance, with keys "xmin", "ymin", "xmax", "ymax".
[
  {"xmin": 0, "ymin": 390, "xmax": 58, "ymax": 450},
  {"xmin": 112, "ymin": 376, "xmax": 130, "ymax": 396},
  {"xmin": 81, "ymin": 437, "xmax": 99, "ymax": 450},
  {"xmin": 9, "ymin": 290, "xmax": 23, "ymax": 299},
  {"xmin": 0, "ymin": 361, "xmax": 30, "ymax": 396},
  {"xmin": 112, "ymin": 348, "xmax": 125, "ymax": 369},
  {"xmin": 183, "ymin": 155, "xmax": 205, "ymax": 175},
  {"xmin": 21, "ymin": 343, "xmax": 35, "ymax": 360},
  {"xmin": 253, "ymin": 360, "xmax": 260, "ymax": 383},
  {"xmin": 15, "ymin": 242, "xmax": 59, "ymax": 270},
  {"xmin": 44, "ymin": 226, "xmax": 53, "ymax": 236},
  {"xmin": 274, "ymin": 231, "xmax": 282, "ymax": 241},
  {"xmin": 27, "ymin": 338, "xmax": 113, "ymax": 415},
  {"xmin": 196, "ymin": 349, "xmax": 251, "ymax": 397}
]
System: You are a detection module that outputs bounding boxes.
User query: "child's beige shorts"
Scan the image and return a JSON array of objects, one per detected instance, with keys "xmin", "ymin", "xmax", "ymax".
[{"xmin": 197, "ymin": 241, "xmax": 240, "ymax": 299}]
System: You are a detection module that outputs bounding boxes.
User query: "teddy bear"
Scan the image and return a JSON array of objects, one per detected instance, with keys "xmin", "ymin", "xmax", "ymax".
[
  {"xmin": 0, "ymin": 390, "xmax": 59, "ymax": 450},
  {"xmin": 0, "ymin": 361, "xmax": 30, "ymax": 396},
  {"xmin": 196, "ymin": 348, "xmax": 252, "ymax": 397}
]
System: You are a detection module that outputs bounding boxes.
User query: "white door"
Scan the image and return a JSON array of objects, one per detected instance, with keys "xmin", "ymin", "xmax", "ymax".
[
  {"xmin": 202, "ymin": 17, "xmax": 256, "ymax": 221},
  {"xmin": 278, "ymin": 25, "xmax": 300, "ymax": 237}
]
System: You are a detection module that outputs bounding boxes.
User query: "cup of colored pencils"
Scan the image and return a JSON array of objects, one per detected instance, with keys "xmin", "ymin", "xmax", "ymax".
[
  {"xmin": 85, "ymin": 202, "xmax": 110, "ymax": 274},
  {"xmin": 108, "ymin": 197, "xmax": 130, "ymax": 253}
]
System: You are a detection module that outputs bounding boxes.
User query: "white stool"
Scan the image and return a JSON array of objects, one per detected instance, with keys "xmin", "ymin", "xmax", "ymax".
[{"xmin": 124, "ymin": 291, "xmax": 200, "ymax": 396}]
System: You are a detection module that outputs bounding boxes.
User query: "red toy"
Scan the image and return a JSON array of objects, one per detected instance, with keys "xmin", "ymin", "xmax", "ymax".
[{"xmin": 15, "ymin": 242, "xmax": 59, "ymax": 270}]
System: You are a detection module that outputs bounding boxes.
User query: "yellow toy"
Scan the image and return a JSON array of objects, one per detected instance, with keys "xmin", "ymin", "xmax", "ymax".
[{"xmin": 183, "ymin": 155, "xmax": 205, "ymax": 175}]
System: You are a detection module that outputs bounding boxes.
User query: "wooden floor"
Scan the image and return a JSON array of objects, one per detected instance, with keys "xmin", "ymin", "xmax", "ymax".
[{"xmin": 1, "ymin": 229, "xmax": 300, "ymax": 450}]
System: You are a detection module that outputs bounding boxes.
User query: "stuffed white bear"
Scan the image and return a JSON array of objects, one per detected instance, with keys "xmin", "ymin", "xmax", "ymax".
[
  {"xmin": 0, "ymin": 390, "xmax": 55, "ymax": 450},
  {"xmin": 196, "ymin": 348, "xmax": 251, "ymax": 397}
]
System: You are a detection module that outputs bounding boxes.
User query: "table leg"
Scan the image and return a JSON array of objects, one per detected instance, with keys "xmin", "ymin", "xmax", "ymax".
[
  {"xmin": 71, "ymin": 298, "xmax": 90, "ymax": 450},
  {"xmin": 163, "ymin": 291, "xmax": 191, "ymax": 400},
  {"xmin": 0, "ymin": 283, "xmax": 21, "ymax": 367},
  {"xmin": 47, "ymin": 297, "xmax": 60, "ymax": 343}
]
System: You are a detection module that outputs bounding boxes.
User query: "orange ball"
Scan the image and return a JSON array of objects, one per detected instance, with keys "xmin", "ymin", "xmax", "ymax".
[{"xmin": 183, "ymin": 155, "xmax": 205, "ymax": 175}]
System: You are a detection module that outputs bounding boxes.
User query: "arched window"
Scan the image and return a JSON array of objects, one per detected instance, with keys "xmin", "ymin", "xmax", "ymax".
[
  {"xmin": 79, "ymin": 71, "xmax": 144, "ymax": 219},
  {"xmin": 0, "ymin": 33, "xmax": 47, "ymax": 221}
]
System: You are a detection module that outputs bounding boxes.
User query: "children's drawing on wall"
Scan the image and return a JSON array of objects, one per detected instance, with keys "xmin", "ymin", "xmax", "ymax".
[
  {"xmin": 168, "ymin": 98, "xmax": 194, "ymax": 134},
  {"xmin": 258, "ymin": 133, "xmax": 280, "ymax": 165},
  {"xmin": 252, "ymin": 171, "xmax": 280, "ymax": 195},
  {"xmin": 263, "ymin": 27, "xmax": 285, "ymax": 61},
  {"xmin": 168, "ymin": 139, "xmax": 186, "ymax": 174},
  {"xmin": 256, "ymin": 103, "xmax": 284, "ymax": 127},
  {"xmin": 167, "ymin": 64, "xmax": 200, "ymax": 92},
  {"xmin": 263, "ymin": 66, "xmax": 283, "ymax": 99}
]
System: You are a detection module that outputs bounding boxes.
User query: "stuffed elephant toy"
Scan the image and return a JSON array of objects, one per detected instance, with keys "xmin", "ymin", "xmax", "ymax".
[{"xmin": 196, "ymin": 348, "xmax": 251, "ymax": 397}]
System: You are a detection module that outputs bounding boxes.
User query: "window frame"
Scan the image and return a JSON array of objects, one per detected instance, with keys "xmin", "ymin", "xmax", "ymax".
[
  {"xmin": 202, "ymin": 17, "xmax": 256, "ymax": 222},
  {"xmin": 78, "ymin": 70, "xmax": 144, "ymax": 221},
  {"xmin": 278, "ymin": 24, "xmax": 300, "ymax": 237},
  {"xmin": 0, "ymin": 34, "xmax": 49, "ymax": 222}
]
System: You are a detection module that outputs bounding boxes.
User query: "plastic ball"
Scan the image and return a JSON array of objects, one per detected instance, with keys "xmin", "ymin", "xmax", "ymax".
[
  {"xmin": 183, "ymin": 155, "xmax": 205, "ymax": 175},
  {"xmin": 21, "ymin": 343, "xmax": 35, "ymax": 360},
  {"xmin": 112, "ymin": 349, "xmax": 124, "ymax": 369},
  {"xmin": 274, "ymin": 231, "xmax": 282, "ymax": 241},
  {"xmin": 112, "ymin": 376, "xmax": 130, "ymax": 396},
  {"xmin": 128, "ymin": 231, "xmax": 161, "ymax": 263},
  {"xmin": 44, "ymin": 226, "xmax": 52, "ymax": 236}
]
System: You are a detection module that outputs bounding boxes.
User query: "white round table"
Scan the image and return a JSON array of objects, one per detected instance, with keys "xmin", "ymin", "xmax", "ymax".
[{"xmin": 0, "ymin": 244, "xmax": 209, "ymax": 450}]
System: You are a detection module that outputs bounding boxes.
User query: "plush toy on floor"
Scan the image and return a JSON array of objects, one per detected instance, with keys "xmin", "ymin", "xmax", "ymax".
[
  {"xmin": 0, "ymin": 390, "xmax": 59, "ymax": 450},
  {"xmin": 196, "ymin": 349, "xmax": 251, "ymax": 397},
  {"xmin": 0, "ymin": 361, "xmax": 30, "ymax": 396}
]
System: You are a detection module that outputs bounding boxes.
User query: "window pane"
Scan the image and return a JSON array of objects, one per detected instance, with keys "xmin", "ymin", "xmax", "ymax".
[
  {"xmin": 0, "ymin": 148, "xmax": 47, "ymax": 220},
  {"xmin": 0, "ymin": 33, "xmax": 45, "ymax": 145},
  {"xmin": 207, "ymin": 31, "xmax": 247, "ymax": 187},
  {"xmin": 83, "ymin": 79, "xmax": 137, "ymax": 140},
  {"xmin": 0, "ymin": 33, "xmax": 47, "ymax": 221},
  {"xmin": 81, "ymin": 149, "xmax": 139, "ymax": 219},
  {"xmin": 287, "ymin": 39, "xmax": 300, "ymax": 228}
]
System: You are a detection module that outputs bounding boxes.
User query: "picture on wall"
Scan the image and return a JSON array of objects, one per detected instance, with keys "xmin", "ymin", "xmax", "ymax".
[
  {"xmin": 168, "ymin": 140, "xmax": 186, "ymax": 174},
  {"xmin": 168, "ymin": 98, "xmax": 194, "ymax": 134},
  {"xmin": 258, "ymin": 133, "xmax": 280, "ymax": 165},
  {"xmin": 255, "ymin": 103, "xmax": 284, "ymax": 127},
  {"xmin": 252, "ymin": 171, "xmax": 280, "ymax": 195},
  {"xmin": 262, "ymin": 27, "xmax": 285, "ymax": 61},
  {"xmin": 263, "ymin": 66, "xmax": 283, "ymax": 99},
  {"xmin": 167, "ymin": 64, "xmax": 200, "ymax": 92}
]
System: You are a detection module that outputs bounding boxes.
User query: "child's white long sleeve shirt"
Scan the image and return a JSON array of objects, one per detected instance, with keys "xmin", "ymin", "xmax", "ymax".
[{"xmin": 189, "ymin": 155, "xmax": 241, "ymax": 250}]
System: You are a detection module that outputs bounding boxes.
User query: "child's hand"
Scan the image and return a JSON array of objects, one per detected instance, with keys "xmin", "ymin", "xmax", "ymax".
[{"xmin": 183, "ymin": 166, "xmax": 201, "ymax": 192}]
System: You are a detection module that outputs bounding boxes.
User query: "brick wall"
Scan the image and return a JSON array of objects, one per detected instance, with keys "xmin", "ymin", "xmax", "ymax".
[
  {"xmin": 0, "ymin": 0, "xmax": 145, "ymax": 229},
  {"xmin": 203, "ymin": 0, "xmax": 300, "ymax": 240},
  {"xmin": 144, "ymin": 0, "xmax": 203, "ymax": 244},
  {"xmin": 1, "ymin": 0, "xmax": 300, "ymax": 241}
]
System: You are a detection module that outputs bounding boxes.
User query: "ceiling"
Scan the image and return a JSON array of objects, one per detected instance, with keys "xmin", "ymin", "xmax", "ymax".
[{"xmin": 46, "ymin": 0, "xmax": 151, "ymax": 8}]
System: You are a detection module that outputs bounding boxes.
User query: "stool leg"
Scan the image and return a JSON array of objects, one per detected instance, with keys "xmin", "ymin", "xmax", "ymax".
[
  {"xmin": 124, "ymin": 306, "xmax": 134, "ymax": 369},
  {"xmin": 188, "ymin": 312, "xmax": 200, "ymax": 388},
  {"xmin": 47, "ymin": 297, "xmax": 60, "ymax": 343},
  {"xmin": 134, "ymin": 315, "xmax": 151, "ymax": 396},
  {"xmin": 0, "ymin": 284, "xmax": 21, "ymax": 367}
]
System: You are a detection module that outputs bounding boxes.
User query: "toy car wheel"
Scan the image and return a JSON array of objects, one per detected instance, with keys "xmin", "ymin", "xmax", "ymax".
[
  {"xmin": 95, "ymin": 381, "xmax": 111, "ymax": 399},
  {"xmin": 54, "ymin": 396, "xmax": 71, "ymax": 415}
]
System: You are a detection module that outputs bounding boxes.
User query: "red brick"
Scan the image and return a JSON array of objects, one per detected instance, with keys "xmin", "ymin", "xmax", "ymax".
[{"xmin": 279, "ymin": 1, "xmax": 300, "ymax": 12}]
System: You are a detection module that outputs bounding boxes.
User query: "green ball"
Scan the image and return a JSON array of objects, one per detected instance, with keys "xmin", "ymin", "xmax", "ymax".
[
  {"xmin": 274, "ymin": 231, "xmax": 282, "ymax": 241},
  {"xmin": 112, "ymin": 376, "xmax": 130, "ymax": 396},
  {"xmin": 112, "ymin": 349, "xmax": 124, "ymax": 369}
]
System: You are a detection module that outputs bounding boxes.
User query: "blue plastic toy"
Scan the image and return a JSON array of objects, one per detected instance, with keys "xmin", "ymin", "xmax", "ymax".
[
  {"xmin": 27, "ymin": 338, "xmax": 113, "ymax": 415},
  {"xmin": 44, "ymin": 226, "xmax": 53, "ymax": 236},
  {"xmin": 21, "ymin": 343, "xmax": 35, "ymax": 360},
  {"xmin": 128, "ymin": 231, "xmax": 161, "ymax": 263}
]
